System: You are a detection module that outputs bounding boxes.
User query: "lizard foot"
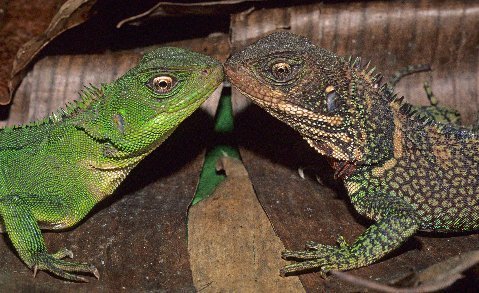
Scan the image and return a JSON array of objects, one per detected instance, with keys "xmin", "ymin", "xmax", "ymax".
[
  {"xmin": 280, "ymin": 236, "xmax": 352, "ymax": 277},
  {"xmin": 31, "ymin": 248, "xmax": 99, "ymax": 282}
]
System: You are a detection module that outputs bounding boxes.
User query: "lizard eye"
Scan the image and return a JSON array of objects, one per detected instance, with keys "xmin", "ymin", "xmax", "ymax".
[
  {"xmin": 256, "ymin": 56, "xmax": 302, "ymax": 85},
  {"xmin": 271, "ymin": 62, "xmax": 292, "ymax": 81},
  {"xmin": 147, "ymin": 75, "xmax": 177, "ymax": 94}
]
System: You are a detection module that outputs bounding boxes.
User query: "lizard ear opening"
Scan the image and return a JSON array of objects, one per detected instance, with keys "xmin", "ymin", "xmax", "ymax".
[
  {"xmin": 112, "ymin": 113, "xmax": 125, "ymax": 134},
  {"xmin": 326, "ymin": 86, "xmax": 340, "ymax": 112}
]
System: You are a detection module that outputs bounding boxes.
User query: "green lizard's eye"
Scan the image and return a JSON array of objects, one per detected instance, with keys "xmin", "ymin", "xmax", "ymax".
[{"xmin": 147, "ymin": 75, "xmax": 177, "ymax": 94}]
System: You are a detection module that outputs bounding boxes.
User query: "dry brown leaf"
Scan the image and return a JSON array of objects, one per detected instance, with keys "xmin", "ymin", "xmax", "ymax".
[
  {"xmin": 188, "ymin": 156, "xmax": 304, "ymax": 292},
  {"xmin": 7, "ymin": 0, "xmax": 97, "ymax": 105},
  {"xmin": 0, "ymin": 0, "xmax": 65, "ymax": 105}
]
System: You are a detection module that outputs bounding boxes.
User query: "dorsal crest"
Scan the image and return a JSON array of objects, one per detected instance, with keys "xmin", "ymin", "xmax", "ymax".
[{"xmin": 1, "ymin": 84, "xmax": 104, "ymax": 132}]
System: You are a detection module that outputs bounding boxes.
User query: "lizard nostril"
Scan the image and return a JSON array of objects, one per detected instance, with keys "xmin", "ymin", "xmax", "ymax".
[{"xmin": 201, "ymin": 69, "xmax": 209, "ymax": 76}]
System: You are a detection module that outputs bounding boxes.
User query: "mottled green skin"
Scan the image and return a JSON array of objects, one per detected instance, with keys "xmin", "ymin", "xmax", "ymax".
[
  {"xmin": 0, "ymin": 47, "xmax": 223, "ymax": 281},
  {"xmin": 225, "ymin": 32, "xmax": 479, "ymax": 275}
]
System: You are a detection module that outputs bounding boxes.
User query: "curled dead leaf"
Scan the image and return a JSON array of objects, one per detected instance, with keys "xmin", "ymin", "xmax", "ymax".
[
  {"xmin": 116, "ymin": 0, "xmax": 267, "ymax": 28},
  {"xmin": 0, "ymin": 0, "xmax": 65, "ymax": 105},
  {"xmin": 6, "ymin": 0, "xmax": 97, "ymax": 105}
]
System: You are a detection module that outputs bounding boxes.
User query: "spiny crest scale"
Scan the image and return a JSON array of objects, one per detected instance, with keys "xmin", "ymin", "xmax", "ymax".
[{"xmin": 0, "ymin": 84, "xmax": 103, "ymax": 131}]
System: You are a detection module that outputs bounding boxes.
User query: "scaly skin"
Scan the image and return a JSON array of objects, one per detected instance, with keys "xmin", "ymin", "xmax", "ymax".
[
  {"xmin": 0, "ymin": 47, "xmax": 223, "ymax": 281},
  {"xmin": 225, "ymin": 32, "xmax": 479, "ymax": 276}
]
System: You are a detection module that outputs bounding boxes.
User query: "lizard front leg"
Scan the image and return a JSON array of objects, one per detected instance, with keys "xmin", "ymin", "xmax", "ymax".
[
  {"xmin": 281, "ymin": 195, "xmax": 419, "ymax": 276},
  {"xmin": 0, "ymin": 194, "xmax": 99, "ymax": 282}
]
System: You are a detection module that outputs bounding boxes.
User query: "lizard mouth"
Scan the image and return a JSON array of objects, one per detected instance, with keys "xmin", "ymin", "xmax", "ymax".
[
  {"xmin": 224, "ymin": 62, "xmax": 284, "ymax": 108},
  {"xmin": 168, "ymin": 65, "xmax": 224, "ymax": 113},
  {"xmin": 225, "ymin": 62, "xmax": 343, "ymax": 127}
]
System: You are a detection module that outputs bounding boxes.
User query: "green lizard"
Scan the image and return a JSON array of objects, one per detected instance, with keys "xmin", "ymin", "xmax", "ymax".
[
  {"xmin": 225, "ymin": 32, "xmax": 479, "ymax": 276},
  {"xmin": 0, "ymin": 47, "xmax": 223, "ymax": 281}
]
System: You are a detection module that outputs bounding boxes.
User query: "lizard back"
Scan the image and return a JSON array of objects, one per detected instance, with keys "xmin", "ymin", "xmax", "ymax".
[{"xmin": 347, "ymin": 102, "xmax": 479, "ymax": 232}]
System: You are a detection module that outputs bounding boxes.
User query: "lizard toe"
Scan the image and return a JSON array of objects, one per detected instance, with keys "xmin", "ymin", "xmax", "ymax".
[
  {"xmin": 283, "ymin": 241, "xmax": 341, "ymax": 259},
  {"xmin": 281, "ymin": 242, "xmax": 355, "ymax": 275},
  {"xmin": 280, "ymin": 259, "xmax": 329, "ymax": 277},
  {"xmin": 31, "ymin": 251, "xmax": 98, "ymax": 282}
]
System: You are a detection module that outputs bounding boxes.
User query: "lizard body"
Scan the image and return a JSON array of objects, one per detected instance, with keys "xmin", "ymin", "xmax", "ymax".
[
  {"xmin": 0, "ymin": 47, "xmax": 223, "ymax": 281},
  {"xmin": 225, "ymin": 32, "xmax": 478, "ymax": 275}
]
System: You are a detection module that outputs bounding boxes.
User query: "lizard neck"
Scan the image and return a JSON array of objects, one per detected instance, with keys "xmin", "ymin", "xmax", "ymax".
[{"xmin": 358, "ymin": 89, "xmax": 396, "ymax": 165}]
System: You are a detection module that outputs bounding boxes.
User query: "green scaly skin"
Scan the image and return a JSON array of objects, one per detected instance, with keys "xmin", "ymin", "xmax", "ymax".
[
  {"xmin": 225, "ymin": 32, "xmax": 479, "ymax": 276},
  {"xmin": 0, "ymin": 47, "xmax": 223, "ymax": 281}
]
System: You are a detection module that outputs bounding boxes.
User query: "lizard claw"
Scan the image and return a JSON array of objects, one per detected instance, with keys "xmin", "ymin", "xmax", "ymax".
[
  {"xmin": 30, "ymin": 248, "xmax": 99, "ymax": 282},
  {"xmin": 280, "ymin": 260, "xmax": 329, "ymax": 278},
  {"xmin": 305, "ymin": 240, "xmax": 321, "ymax": 250},
  {"xmin": 33, "ymin": 265, "xmax": 38, "ymax": 278},
  {"xmin": 92, "ymin": 267, "xmax": 100, "ymax": 280},
  {"xmin": 281, "ymin": 238, "xmax": 353, "ymax": 276},
  {"xmin": 297, "ymin": 166, "xmax": 325, "ymax": 185},
  {"xmin": 297, "ymin": 167, "xmax": 306, "ymax": 179}
]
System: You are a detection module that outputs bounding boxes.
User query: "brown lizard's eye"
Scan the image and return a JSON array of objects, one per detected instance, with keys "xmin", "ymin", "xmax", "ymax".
[
  {"xmin": 149, "ymin": 76, "xmax": 177, "ymax": 94},
  {"xmin": 257, "ymin": 57, "xmax": 302, "ymax": 84},
  {"xmin": 271, "ymin": 62, "xmax": 292, "ymax": 81}
]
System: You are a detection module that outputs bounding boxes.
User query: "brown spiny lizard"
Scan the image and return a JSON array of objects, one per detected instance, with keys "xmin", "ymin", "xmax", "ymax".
[{"xmin": 224, "ymin": 31, "xmax": 479, "ymax": 275}]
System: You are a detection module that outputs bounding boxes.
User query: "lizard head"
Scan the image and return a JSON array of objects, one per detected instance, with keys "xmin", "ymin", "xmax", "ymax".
[
  {"xmin": 79, "ymin": 47, "xmax": 223, "ymax": 156},
  {"xmin": 225, "ymin": 32, "xmax": 386, "ymax": 163}
]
